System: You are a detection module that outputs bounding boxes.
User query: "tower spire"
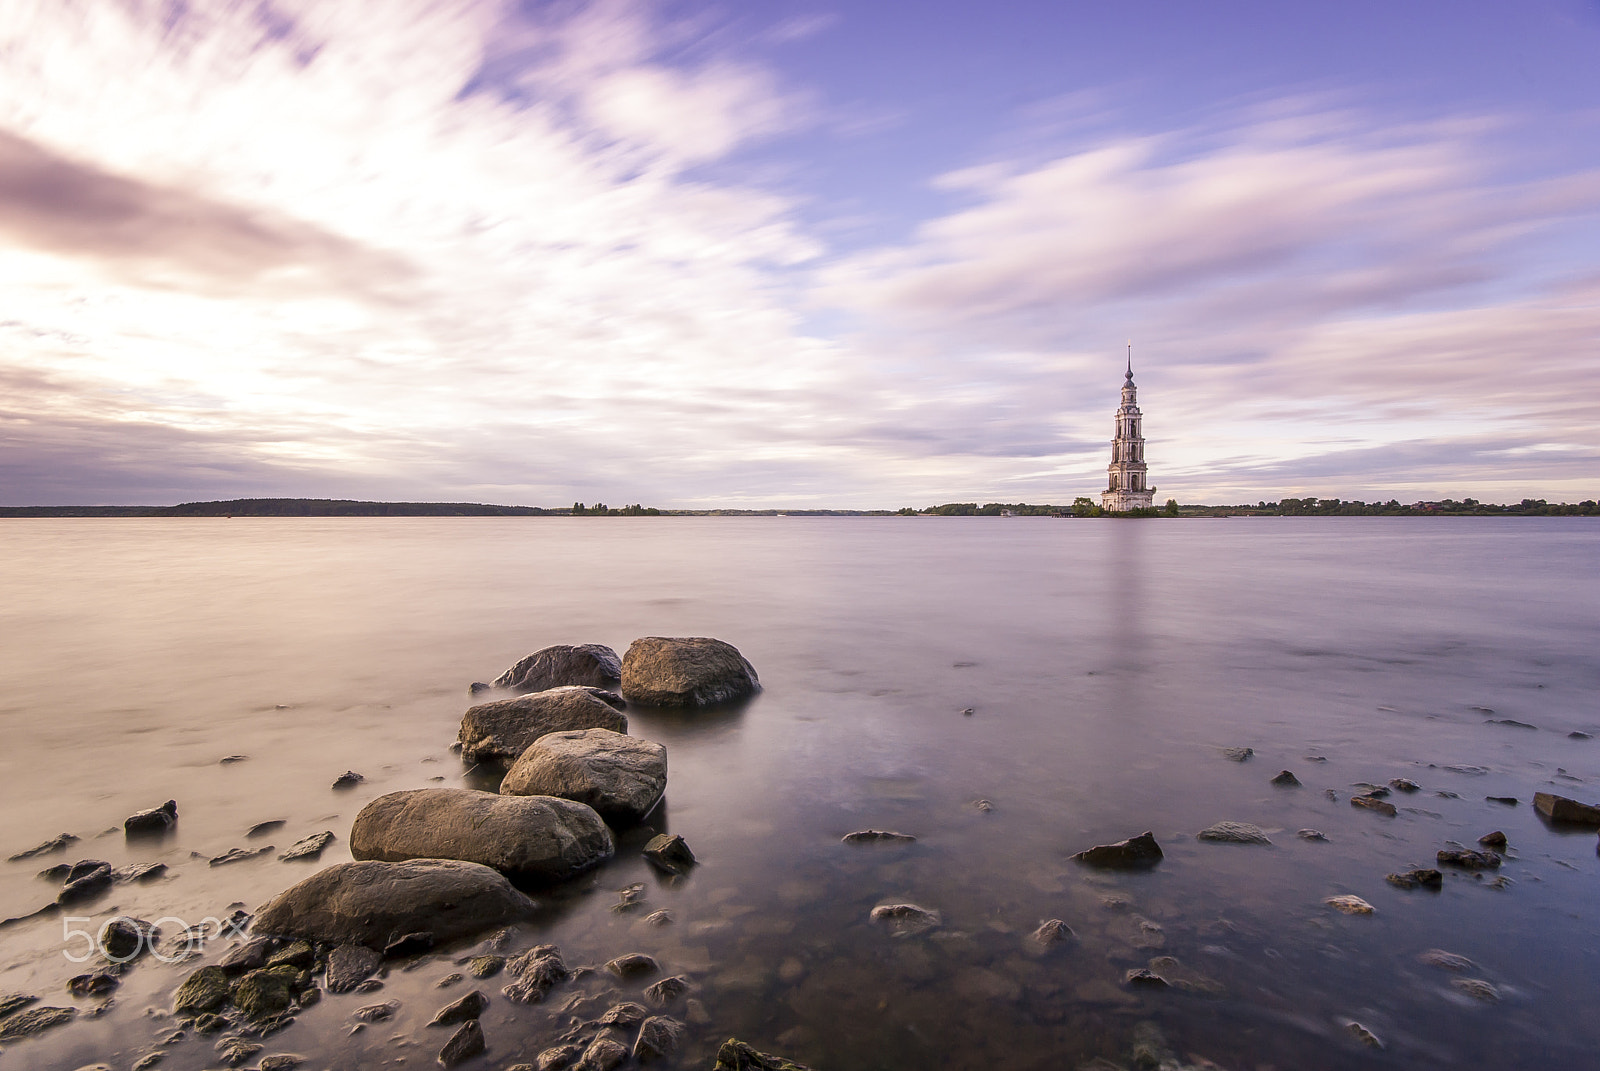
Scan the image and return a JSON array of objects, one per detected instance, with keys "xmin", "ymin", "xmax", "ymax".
[{"xmin": 1126, "ymin": 341, "xmax": 1132, "ymax": 379}]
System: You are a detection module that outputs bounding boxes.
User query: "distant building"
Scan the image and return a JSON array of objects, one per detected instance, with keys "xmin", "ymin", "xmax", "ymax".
[{"xmin": 1102, "ymin": 350, "xmax": 1155, "ymax": 512}]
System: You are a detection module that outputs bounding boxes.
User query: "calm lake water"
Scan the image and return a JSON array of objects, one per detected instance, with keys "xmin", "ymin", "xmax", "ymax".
[{"xmin": 1, "ymin": 517, "xmax": 1597, "ymax": 1070}]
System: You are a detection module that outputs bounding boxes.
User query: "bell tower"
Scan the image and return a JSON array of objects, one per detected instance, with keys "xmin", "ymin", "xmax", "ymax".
[{"xmin": 1102, "ymin": 345, "xmax": 1155, "ymax": 512}]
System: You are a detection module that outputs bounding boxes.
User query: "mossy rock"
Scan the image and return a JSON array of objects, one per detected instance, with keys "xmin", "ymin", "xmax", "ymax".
[
  {"xmin": 266, "ymin": 940, "xmax": 315, "ymax": 971},
  {"xmin": 231, "ymin": 966, "xmax": 299, "ymax": 1020},
  {"xmin": 174, "ymin": 965, "xmax": 230, "ymax": 1015}
]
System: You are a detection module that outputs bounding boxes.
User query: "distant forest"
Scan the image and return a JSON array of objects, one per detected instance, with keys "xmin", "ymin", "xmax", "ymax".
[{"xmin": 1, "ymin": 496, "xmax": 1595, "ymax": 518}]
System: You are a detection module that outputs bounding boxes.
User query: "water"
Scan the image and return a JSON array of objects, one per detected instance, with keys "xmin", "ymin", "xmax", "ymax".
[{"xmin": 0, "ymin": 517, "xmax": 1596, "ymax": 1070}]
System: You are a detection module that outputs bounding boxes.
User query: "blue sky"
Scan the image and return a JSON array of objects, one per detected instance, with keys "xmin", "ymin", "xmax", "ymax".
[{"xmin": 0, "ymin": 0, "xmax": 1597, "ymax": 506}]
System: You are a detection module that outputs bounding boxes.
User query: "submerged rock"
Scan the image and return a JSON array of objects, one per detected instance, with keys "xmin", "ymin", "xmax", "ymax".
[
  {"xmin": 1479, "ymin": 831, "xmax": 1508, "ymax": 848},
  {"xmin": 841, "ymin": 830, "xmax": 916, "ymax": 844},
  {"xmin": 1196, "ymin": 821, "xmax": 1271, "ymax": 845},
  {"xmin": 1324, "ymin": 895, "xmax": 1375, "ymax": 915},
  {"xmin": 1350, "ymin": 794, "xmax": 1397, "ymax": 817},
  {"xmin": 1072, "ymin": 831, "xmax": 1163, "ymax": 869},
  {"xmin": 501, "ymin": 945, "xmax": 568, "ymax": 1005},
  {"xmin": 326, "ymin": 945, "xmax": 383, "ymax": 992},
  {"xmin": 0, "ymin": 1005, "xmax": 76, "ymax": 1040},
  {"xmin": 57, "ymin": 863, "xmax": 113, "ymax": 904},
  {"xmin": 7, "ymin": 833, "xmax": 78, "ymax": 861},
  {"xmin": 1486, "ymin": 795, "xmax": 1519, "ymax": 806},
  {"xmin": 713, "ymin": 1038, "xmax": 814, "ymax": 1071},
  {"xmin": 279, "ymin": 831, "xmax": 335, "ymax": 861},
  {"xmin": 429, "ymin": 989, "xmax": 488, "ymax": 1026},
  {"xmin": 125, "ymin": 801, "xmax": 178, "ymax": 837},
  {"xmin": 1030, "ymin": 919, "xmax": 1074, "ymax": 948},
  {"xmin": 174, "ymin": 965, "xmax": 231, "ymax": 1015},
  {"xmin": 1419, "ymin": 949, "xmax": 1476, "ymax": 971},
  {"xmin": 350, "ymin": 788, "xmax": 613, "ymax": 883},
  {"xmin": 1534, "ymin": 791, "xmax": 1600, "ymax": 825},
  {"xmin": 643, "ymin": 975, "xmax": 690, "ymax": 1007},
  {"xmin": 248, "ymin": 820, "xmax": 287, "ymax": 838},
  {"xmin": 633, "ymin": 1015, "xmax": 684, "ymax": 1063},
  {"xmin": 211, "ymin": 846, "xmax": 273, "ymax": 867},
  {"xmin": 1122, "ymin": 968, "xmax": 1168, "ymax": 989},
  {"xmin": 1297, "ymin": 829, "xmax": 1328, "ymax": 841},
  {"xmin": 331, "ymin": 771, "xmax": 365, "ymax": 790},
  {"xmin": 500, "ymin": 729, "xmax": 667, "ymax": 825},
  {"xmin": 868, "ymin": 903, "xmax": 941, "ymax": 936},
  {"xmin": 494, "ymin": 644, "xmax": 623, "ymax": 694},
  {"xmin": 604, "ymin": 953, "xmax": 659, "ymax": 979},
  {"xmin": 459, "ymin": 687, "xmax": 627, "ymax": 765},
  {"xmin": 1343, "ymin": 1020, "xmax": 1383, "ymax": 1048},
  {"xmin": 1386, "ymin": 868, "xmax": 1443, "ymax": 889},
  {"xmin": 1437, "ymin": 848, "xmax": 1501, "ymax": 869},
  {"xmin": 1389, "ymin": 778, "xmax": 1422, "ymax": 792},
  {"xmin": 1220, "ymin": 747, "xmax": 1253, "ymax": 762},
  {"xmin": 1270, "ymin": 770, "xmax": 1301, "ymax": 787},
  {"xmin": 1452, "ymin": 977, "xmax": 1501, "ymax": 1003},
  {"xmin": 254, "ymin": 859, "xmax": 535, "ymax": 950},
  {"xmin": 619, "ymin": 637, "xmax": 760, "ymax": 707}
]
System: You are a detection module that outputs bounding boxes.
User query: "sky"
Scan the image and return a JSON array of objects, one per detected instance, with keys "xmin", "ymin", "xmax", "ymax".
[{"xmin": 1, "ymin": 0, "xmax": 1598, "ymax": 507}]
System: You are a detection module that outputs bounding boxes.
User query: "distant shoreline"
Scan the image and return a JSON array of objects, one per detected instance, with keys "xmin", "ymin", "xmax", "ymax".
[{"xmin": 1, "ymin": 497, "xmax": 1596, "ymax": 518}]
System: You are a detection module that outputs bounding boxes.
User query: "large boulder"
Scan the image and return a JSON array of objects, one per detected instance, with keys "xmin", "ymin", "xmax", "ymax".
[
  {"xmin": 494, "ymin": 644, "xmax": 622, "ymax": 693},
  {"xmin": 459, "ymin": 687, "xmax": 627, "ymax": 765},
  {"xmin": 500, "ymin": 729, "xmax": 667, "ymax": 824},
  {"xmin": 253, "ymin": 859, "xmax": 534, "ymax": 949},
  {"xmin": 350, "ymin": 788, "xmax": 613, "ymax": 882},
  {"xmin": 620, "ymin": 637, "xmax": 759, "ymax": 707}
]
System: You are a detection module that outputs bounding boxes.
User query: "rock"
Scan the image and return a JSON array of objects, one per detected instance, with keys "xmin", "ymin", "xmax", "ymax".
[
  {"xmin": 220, "ymin": 754, "xmax": 250, "ymax": 764},
  {"xmin": 253, "ymin": 859, "xmax": 536, "ymax": 950},
  {"xmin": 1344, "ymin": 1020, "xmax": 1383, "ymax": 1048},
  {"xmin": 1270, "ymin": 770, "xmax": 1300, "ymax": 787},
  {"xmin": 385, "ymin": 932, "xmax": 435, "ymax": 958},
  {"xmin": 501, "ymin": 729, "xmax": 667, "ymax": 825},
  {"xmin": 220, "ymin": 936, "xmax": 275, "ymax": 973},
  {"xmin": 353, "ymin": 1000, "xmax": 400, "ymax": 1022},
  {"xmin": 102, "ymin": 917, "xmax": 157, "ymax": 960},
  {"xmin": 125, "ymin": 801, "xmax": 178, "ymax": 837},
  {"xmin": 1147, "ymin": 956, "xmax": 1225, "ymax": 996},
  {"xmin": 38, "ymin": 862, "xmax": 72, "ymax": 881},
  {"xmin": 1487, "ymin": 718, "xmax": 1537, "ymax": 729},
  {"xmin": 1437, "ymin": 848, "xmax": 1501, "ymax": 869},
  {"xmin": 232, "ymin": 966, "xmax": 299, "ymax": 1020},
  {"xmin": 841, "ymin": 830, "xmax": 916, "ymax": 844},
  {"xmin": 216, "ymin": 1037, "xmax": 264, "ymax": 1066},
  {"xmin": 278, "ymin": 832, "xmax": 335, "ymax": 861},
  {"xmin": 1072, "ymin": 831, "xmax": 1163, "ymax": 869},
  {"xmin": 604, "ymin": 952, "xmax": 659, "ymax": 978},
  {"xmin": 7, "ymin": 833, "xmax": 78, "ymax": 860},
  {"xmin": 327, "ymin": 945, "xmax": 383, "ymax": 992},
  {"xmin": 502, "ymin": 945, "xmax": 568, "ymax": 1004},
  {"xmin": 67, "ymin": 971, "xmax": 119, "ymax": 997},
  {"xmin": 598, "ymin": 1002, "xmax": 649, "ymax": 1026},
  {"xmin": 642, "ymin": 833, "xmax": 696, "ymax": 875},
  {"xmin": 267, "ymin": 940, "xmax": 315, "ymax": 970},
  {"xmin": 1131, "ymin": 1020, "xmax": 1177, "ymax": 1067},
  {"xmin": 1030, "ymin": 919, "xmax": 1074, "ymax": 948},
  {"xmin": 430, "ymin": 989, "xmax": 488, "ymax": 1025},
  {"xmin": 972, "ymin": 799, "xmax": 993, "ymax": 813},
  {"xmin": 1324, "ymin": 895, "xmax": 1375, "ymax": 915},
  {"xmin": 1350, "ymin": 794, "xmax": 1397, "ymax": 817},
  {"xmin": 494, "ymin": 644, "xmax": 623, "ymax": 693},
  {"xmin": 1220, "ymin": 747, "xmax": 1253, "ymax": 762},
  {"xmin": 537, "ymin": 1045, "xmax": 581, "ymax": 1071},
  {"xmin": 1196, "ymin": 821, "xmax": 1271, "ymax": 845},
  {"xmin": 620, "ymin": 637, "xmax": 760, "ymax": 707},
  {"xmin": 643, "ymin": 975, "xmax": 690, "ymax": 1007},
  {"xmin": 1452, "ymin": 977, "xmax": 1500, "ymax": 1002},
  {"xmin": 113, "ymin": 862, "xmax": 168, "ymax": 883},
  {"xmin": 248, "ymin": 820, "xmax": 287, "ymax": 838},
  {"xmin": 133, "ymin": 1054, "xmax": 166, "ymax": 1070},
  {"xmin": 1386, "ymin": 868, "xmax": 1443, "ymax": 889},
  {"xmin": 65, "ymin": 859, "xmax": 107, "ymax": 882},
  {"xmin": 1389, "ymin": 778, "xmax": 1422, "ymax": 792},
  {"xmin": 1570, "ymin": 731, "xmax": 1592, "ymax": 740},
  {"xmin": 1486, "ymin": 796, "xmax": 1519, "ymax": 806},
  {"xmin": 1297, "ymin": 829, "xmax": 1328, "ymax": 841},
  {"xmin": 1122, "ymin": 968, "xmax": 1168, "ymax": 988},
  {"xmin": 211, "ymin": 846, "xmax": 273, "ymax": 867},
  {"xmin": 436, "ymin": 972, "xmax": 463, "ymax": 988},
  {"xmin": 174, "ymin": 965, "xmax": 231, "ymax": 1015},
  {"xmin": 332, "ymin": 771, "xmax": 365, "ymax": 790},
  {"xmin": 868, "ymin": 903, "xmax": 940, "ymax": 936},
  {"xmin": 1534, "ymin": 791, "xmax": 1600, "ymax": 825},
  {"xmin": 57, "ymin": 864, "xmax": 113, "ymax": 904},
  {"xmin": 459, "ymin": 688, "xmax": 628, "ymax": 765},
  {"xmin": 0, "ymin": 993, "xmax": 38, "ymax": 1018},
  {"xmin": 1479, "ymin": 831, "xmax": 1508, "ymax": 848},
  {"xmin": 644, "ymin": 910, "xmax": 672, "ymax": 926},
  {"xmin": 713, "ymin": 1039, "xmax": 815, "ymax": 1071},
  {"xmin": 258, "ymin": 1057, "xmax": 305, "ymax": 1071},
  {"xmin": 1420, "ymin": 949, "xmax": 1476, "ymax": 971},
  {"xmin": 351, "ymin": 789, "xmax": 613, "ymax": 882},
  {"xmin": 439, "ymin": 1019, "xmax": 485, "ymax": 1068},
  {"xmin": 633, "ymin": 1015, "xmax": 684, "ymax": 1062},
  {"xmin": 0, "ymin": 1005, "xmax": 76, "ymax": 1040},
  {"xmin": 573, "ymin": 1033, "xmax": 627, "ymax": 1071},
  {"xmin": 468, "ymin": 955, "xmax": 505, "ymax": 979}
]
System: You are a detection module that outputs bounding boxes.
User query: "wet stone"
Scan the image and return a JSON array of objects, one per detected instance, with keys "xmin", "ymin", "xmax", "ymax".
[
  {"xmin": 1344, "ymin": 1021, "xmax": 1383, "ymax": 1048},
  {"xmin": 219, "ymin": 937, "xmax": 275, "ymax": 974},
  {"xmin": 1073, "ymin": 831, "xmax": 1163, "ymax": 870},
  {"xmin": 1123, "ymin": 968, "xmax": 1168, "ymax": 989},
  {"xmin": 174, "ymin": 966, "xmax": 231, "ymax": 1015},
  {"xmin": 331, "ymin": 771, "xmax": 365, "ymax": 790},
  {"xmin": 8, "ymin": 833, "xmax": 78, "ymax": 860},
  {"xmin": 1297, "ymin": 829, "xmax": 1328, "ymax": 841},
  {"xmin": 326, "ymin": 945, "xmax": 382, "ymax": 993},
  {"xmin": 0, "ymin": 1005, "xmax": 76, "ymax": 1040},
  {"xmin": 1386, "ymin": 868, "xmax": 1443, "ymax": 889},
  {"xmin": 278, "ymin": 831, "xmax": 335, "ymax": 861},
  {"xmin": 841, "ymin": 829, "xmax": 916, "ymax": 844},
  {"xmin": 124, "ymin": 801, "xmax": 178, "ymax": 837},
  {"xmin": 1479, "ymin": 830, "xmax": 1508, "ymax": 848},
  {"xmin": 258, "ymin": 1057, "xmax": 306, "ymax": 1071},
  {"xmin": 467, "ymin": 955, "xmax": 504, "ymax": 979},
  {"xmin": 1452, "ymin": 977, "xmax": 1501, "ymax": 1002},
  {"xmin": 643, "ymin": 975, "xmax": 690, "ymax": 1007},
  {"xmin": 215, "ymin": 1038, "xmax": 263, "ymax": 1067},
  {"xmin": 266, "ymin": 941, "xmax": 314, "ymax": 970},
  {"xmin": 1325, "ymin": 895, "xmax": 1375, "ymax": 915},
  {"xmin": 538, "ymin": 1044, "xmax": 581, "ymax": 1071},
  {"xmin": 598, "ymin": 1001, "xmax": 649, "ymax": 1026},
  {"xmin": 1221, "ymin": 747, "xmax": 1253, "ymax": 762},
  {"xmin": 438, "ymin": 1019, "xmax": 486, "ymax": 1069},
  {"xmin": 353, "ymin": 1000, "xmax": 400, "ymax": 1022},
  {"xmin": 429, "ymin": 989, "xmax": 488, "ymax": 1025},
  {"xmin": 1351, "ymin": 795, "xmax": 1398, "ymax": 817},
  {"xmin": 1534, "ymin": 791, "xmax": 1600, "ymax": 825},
  {"xmin": 1389, "ymin": 778, "xmax": 1422, "ymax": 792},
  {"xmin": 712, "ymin": 1038, "xmax": 815, "ymax": 1071},
  {"xmin": 67, "ymin": 971, "xmax": 119, "ymax": 997},
  {"xmin": 1270, "ymin": 770, "xmax": 1301, "ymax": 787},
  {"xmin": 633, "ymin": 1015, "xmax": 685, "ymax": 1063},
  {"xmin": 644, "ymin": 910, "xmax": 672, "ymax": 927},
  {"xmin": 1030, "ymin": 918, "xmax": 1074, "ymax": 948},
  {"xmin": 869, "ymin": 903, "xmax": 941, "ymax": 936},
  {"xmin": 1196, "ymin": 821, "xmax": 1271, "ymax": 845},
  {"xmin": 1437, "ymin": 849, "xmax": 1501, "ymax": 869},
  {"xmin": 247, "ymin": 820, "xmax": 287, "ymax": 838},
  {"xmin": 436, "ymin": 972, "xmax": 463, "ymax": 988},
  {"xmin": 1420, "ymin": 949, "xmax": 1475, "ymax": 971},
  {"xmin": 642, "ymin": 834, "xmax": 696, "ymax": 875},
  {"xmin": 604, "ymin": 953, "xmax": 659, "ymax": 979},
  {"xmin": 1487, "ymin": 796, "xmax": 1520, "ymax": 806}
]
